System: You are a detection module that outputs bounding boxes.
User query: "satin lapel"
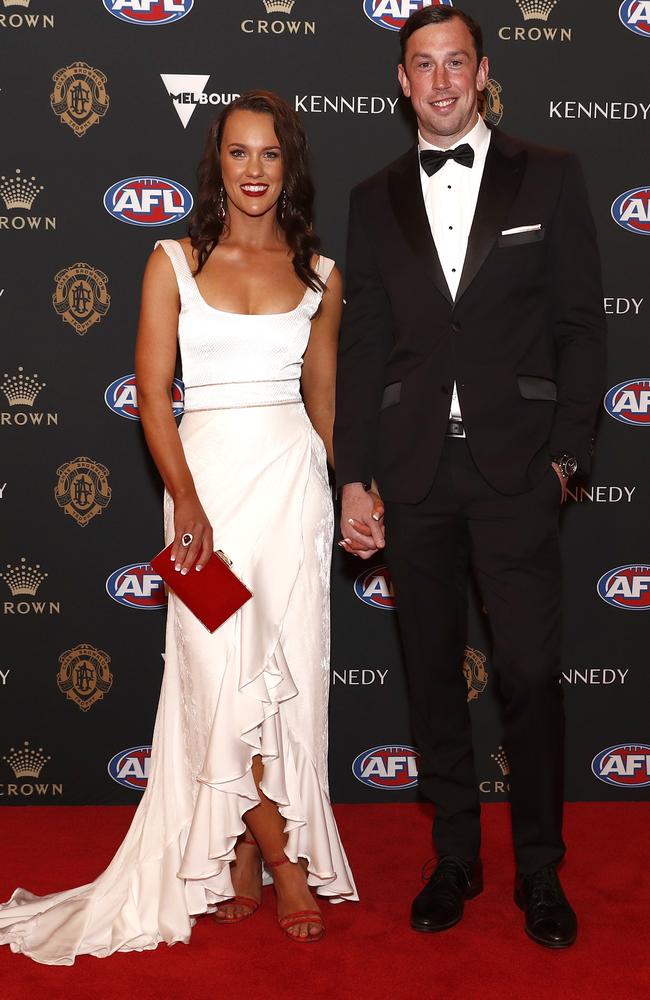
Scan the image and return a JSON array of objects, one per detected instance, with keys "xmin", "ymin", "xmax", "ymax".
[
  {"xmin": 455, "ymin": 142, "xmax": 527, "ymax": 304},
  {"xmin": 388, "ymin": 150, "xmax": 453, "ymax": 305}
]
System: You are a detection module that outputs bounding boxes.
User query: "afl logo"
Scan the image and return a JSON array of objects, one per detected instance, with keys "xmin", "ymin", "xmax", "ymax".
[
  {"xmin": 103, "ymin": 1, "xmax": 194, "ymax": 26},
  {"xmin": 611, "ymin": 187, "xmax": 650, "ymax": 235},
  {"xmin": 354, "ymin": 565, "xmax": 396, "ymax": 610},
  {"xmin": 604, "ymin": 379, "xmax": 650, "ymax": 426},
  {"xmin": 597, "ymin": 565, "xmax": 650, "ymax": 611},
  {"xmin": 592, "ymin": 744, "xmax": 650, "ymax": 788},
  {"xmin": 105, "ymin": 373, "xmax": 184, "ymax": 421},
  {"xmin": 619, "ymin": 1, "xmax": 650, "ymax": 37},
  {"xmin": 108, "ymin": 745, "xmax": 152, "ymax": 790},
  {"xmin": 103, "ymin": 176, "xmax": 193, "ymax": 227},
  {"xmin": 363, "ymin": 0, "xmax": 453, "ymax": 32},
  {"xmin": 352, "ymin": 745, "xmax": 420, "ymax": 789},
  {"xmin": 106, "ymin": 563, "xmax": 167, "ymax": 610}
]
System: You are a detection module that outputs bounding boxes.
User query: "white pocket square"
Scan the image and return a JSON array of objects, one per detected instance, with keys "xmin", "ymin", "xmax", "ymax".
[{"xmin": 501, "ymin": 224, "xmax": 542, "ymax": 235}]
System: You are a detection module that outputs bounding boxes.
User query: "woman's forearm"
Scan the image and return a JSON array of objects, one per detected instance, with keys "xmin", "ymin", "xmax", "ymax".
[
  {"xmin": 304, "ymin": 396, "xmax": 334, "ymax": 467},
  {"xmin": 138, "ymin": 391, "xmax": 197, "ymax": 502}
]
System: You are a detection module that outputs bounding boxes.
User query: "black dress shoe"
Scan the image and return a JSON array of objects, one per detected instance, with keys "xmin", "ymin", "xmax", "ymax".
[
  {"xmin": 410, "ymin": 856, "xmax": 483, "ymax": 933},
  {"xmin": 515, "ymin": 864, "xmax": 577, "ymax": 949}
]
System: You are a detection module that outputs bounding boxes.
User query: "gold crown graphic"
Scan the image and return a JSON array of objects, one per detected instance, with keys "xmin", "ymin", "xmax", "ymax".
[
  {"xmin": 515, "ymin": 0, "xmax": 557, "ymax": 21},
  {"xmin": 0, "ymin": 169, "xmax": 44, "ymax": 210},
  {"xmin": 491, "ymin": 745, "xmax": 511, "ymax": 777},
  {"xmin": 263, "ymin": 0, "xmax": 295, "ymax": 12},
  {"xmin": 1, "ymin": 366, "xmax": 46, "ymax": 407},
  {"xmin": 3, "ymin": 742, "xmax": 50, "ymax": 779},
  {"xmin": 3, "ymin": 1, "xmax": 31, "ymax": 8},
  {"xmin": 0, "ymin": 558, "xmax": 48, "ymax": 597}
]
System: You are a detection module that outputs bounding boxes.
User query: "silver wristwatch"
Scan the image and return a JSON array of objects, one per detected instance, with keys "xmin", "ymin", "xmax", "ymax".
[{"xmin": 551, "ymin": 453, "xmax": 578, "ymax": 479}]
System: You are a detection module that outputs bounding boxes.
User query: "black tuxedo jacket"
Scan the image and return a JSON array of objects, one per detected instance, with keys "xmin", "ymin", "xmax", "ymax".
[{"xmin": 334, "ymin": 127, "xmax": 607, "ymax": 501}]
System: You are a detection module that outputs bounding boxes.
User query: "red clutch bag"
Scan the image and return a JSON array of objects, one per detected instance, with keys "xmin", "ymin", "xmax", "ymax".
[{"xmin": 150, "ymin": 544, "xmax": 252, "ymax": 633}]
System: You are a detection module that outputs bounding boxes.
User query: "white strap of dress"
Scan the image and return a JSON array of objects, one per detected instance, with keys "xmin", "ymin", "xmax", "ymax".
[
  {"xmin": 155, "ymin": 241, "xmax": 334, "ymax": 310},
  {"xmin": 303, "ymin": 254, "xmax": 335, "ymax": 315},
  {"xmin": 155, "ymin": 239, "xmax": 201, "ymax": 307},
  {"xmin": 315, "ymin": 254, "xmax": 335, "ymax": 286}
]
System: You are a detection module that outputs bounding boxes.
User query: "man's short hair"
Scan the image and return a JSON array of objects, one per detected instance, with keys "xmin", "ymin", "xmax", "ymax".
[{"xmin": 399, "ymin": 6, "xmax": 484, "ymax": 69}]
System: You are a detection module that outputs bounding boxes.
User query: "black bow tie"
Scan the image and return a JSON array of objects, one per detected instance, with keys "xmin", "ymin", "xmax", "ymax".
[{"xmin": 420, "ymin": 144, "xmax": 475, "ymax": 176}]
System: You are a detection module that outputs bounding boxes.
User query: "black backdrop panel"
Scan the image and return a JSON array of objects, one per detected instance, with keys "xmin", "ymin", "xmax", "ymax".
[{"xmin": 1, "ymin": 1, "xmax": 648, "ymax": 807}]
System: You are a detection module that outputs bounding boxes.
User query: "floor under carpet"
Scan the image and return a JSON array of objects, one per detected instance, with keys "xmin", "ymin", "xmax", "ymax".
[{"xmin": 0, "ymin": 802, "xmax": 647, "ymax": 1000}]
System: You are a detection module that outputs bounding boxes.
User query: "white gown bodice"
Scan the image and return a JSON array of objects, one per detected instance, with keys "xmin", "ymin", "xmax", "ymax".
[{"xmin": 155, "ymin": 240, "xmax": 334, "ymax": 411}]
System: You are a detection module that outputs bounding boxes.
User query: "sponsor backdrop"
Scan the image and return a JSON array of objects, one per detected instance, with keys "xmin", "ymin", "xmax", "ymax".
[{"xmin": 1, "ymin": 0, "xmax": 648, "ymax": 808}]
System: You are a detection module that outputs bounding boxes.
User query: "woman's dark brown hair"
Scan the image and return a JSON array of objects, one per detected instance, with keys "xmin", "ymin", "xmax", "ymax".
[{"xmin": 188, "ymin": 90, "xmax": 323, "ymax": 291}]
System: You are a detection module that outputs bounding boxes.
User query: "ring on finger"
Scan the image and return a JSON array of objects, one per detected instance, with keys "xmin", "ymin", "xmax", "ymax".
[{"xmin": 181, "ymin": 533, "xmax": 193, "ymax": 546}]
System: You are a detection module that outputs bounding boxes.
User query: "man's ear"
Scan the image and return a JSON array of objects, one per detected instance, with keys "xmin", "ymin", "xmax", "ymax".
[
  {"xmin": 476, "ymin": 56, "xmax": 489, "ymax": 95},
  {"xmin": 397, "ymin": 64, "xmax": 411, "ymax": 99}
]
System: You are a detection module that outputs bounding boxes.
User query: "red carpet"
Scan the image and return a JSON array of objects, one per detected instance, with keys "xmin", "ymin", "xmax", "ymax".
[{"xmin": 0, "ymin": 802, "xmax": 647, "ymax": 1000}]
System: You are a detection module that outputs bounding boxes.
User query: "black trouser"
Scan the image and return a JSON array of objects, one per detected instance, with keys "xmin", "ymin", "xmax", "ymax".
[{"xmin": 384, "ymin": 438, "xmax": 565, "ymax": 876}]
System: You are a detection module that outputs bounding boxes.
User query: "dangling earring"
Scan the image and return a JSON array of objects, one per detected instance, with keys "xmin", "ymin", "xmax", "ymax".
[
  {"xmin": 280, "ymin": 191, "xmax": 288, "ymax": 222},
  {"xmin": 217, "ymin": 186, "xmax": 226, "ymax": 223}
]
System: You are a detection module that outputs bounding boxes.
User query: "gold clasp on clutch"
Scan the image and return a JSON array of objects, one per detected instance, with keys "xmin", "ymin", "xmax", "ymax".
[{"xmin": 216, "ymin": 550, "xmax": 233, "ymax": 567}]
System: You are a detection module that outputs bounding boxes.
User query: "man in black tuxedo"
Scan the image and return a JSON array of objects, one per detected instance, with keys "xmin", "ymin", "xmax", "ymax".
[{"xmin": 334, "ymin": 6, "xmax": 606, "ymax": 949}]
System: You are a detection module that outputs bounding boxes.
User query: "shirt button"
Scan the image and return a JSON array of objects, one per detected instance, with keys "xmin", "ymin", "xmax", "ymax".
[
  {"xmin": 451, "ymin": 268, "xmax": 457, "ymax": 273},
  {"xmin": 448, "ymin": 226, "xmax": 453, "ymax": 230},
  {"xmin": 451, "ymin": 322, "xmax": 461, "ymax": 333},
  {"xmin": 447, "ymin": 185, "xmax": 452, "ymax": 189}
]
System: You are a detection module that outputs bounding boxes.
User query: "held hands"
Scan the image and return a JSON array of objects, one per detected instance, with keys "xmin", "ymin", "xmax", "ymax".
[
  {"xmin": 339, "ymin": 481, "xmax": 385, "ymax": 560},
  {"xmin": 340, "ymin": 466, "xmax": 565, "ymax": 563},
  {"xmin": 170, "ymin": 496, "xmax": 214, "ymax": 574}
]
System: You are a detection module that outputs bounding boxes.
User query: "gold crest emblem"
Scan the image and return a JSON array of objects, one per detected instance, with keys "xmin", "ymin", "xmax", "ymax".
[
  {"xmin": 483, "ymin": 78, "xmax": 504, "ymax": 127},
  {"xmin": 50, "ymin": 62, "xmax": 109, "ymax": 137},
  {"xmin": 54, "ymin": 456, "xmax": 112, "ymax": 526},
  {"xmin": 57, "ymin": 643, "xmax": 113, "ymax": 712},
  {"xmin": 463, "ymin": 646, "xmax": 488, "ymax": 702},
  {"xmin": 52, "ymin": 263, "xmax": 110, "ymax": 336}
]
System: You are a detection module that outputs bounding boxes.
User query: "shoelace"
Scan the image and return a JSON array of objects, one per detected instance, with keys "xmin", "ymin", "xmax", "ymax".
[
  {"xmin": 421, "ymin": 856, "xmax": 470, "ymax": 887},
  {"xmin": 525, "ymin": 865, "xmax": 563, "ymax": 910}
]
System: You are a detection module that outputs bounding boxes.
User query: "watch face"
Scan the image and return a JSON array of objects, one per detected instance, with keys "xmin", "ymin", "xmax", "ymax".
[{"xmin": 563, "ymin": 457, "xmax": 578, "ymax": 477}]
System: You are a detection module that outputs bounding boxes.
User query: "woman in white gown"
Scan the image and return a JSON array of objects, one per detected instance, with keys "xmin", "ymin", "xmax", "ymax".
[{"xmin": 0, "ymin": 91, "xmax": 371, "ymax": 964}]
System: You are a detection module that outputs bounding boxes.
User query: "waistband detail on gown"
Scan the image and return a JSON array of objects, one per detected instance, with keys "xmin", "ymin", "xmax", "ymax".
[{"xmin": 184, "ymin": 379, "xmax": 302, "ymax": 411}]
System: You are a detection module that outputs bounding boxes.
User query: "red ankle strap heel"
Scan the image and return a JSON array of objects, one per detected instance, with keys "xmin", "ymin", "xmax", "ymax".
[
  {"xmin": 265, "ymin": 855, "xmax": 291, "ymax": 869},
  {"xmin": 265, "ymin": 855, "xmax": 325, "ymax": 942}
]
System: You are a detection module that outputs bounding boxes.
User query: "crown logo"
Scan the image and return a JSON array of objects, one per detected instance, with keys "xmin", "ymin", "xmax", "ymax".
[
  {"xmin": 491, "ymin": 745, "xmax": 511, "ymax": 777},
  {"xmin": 3, "ymin": 1, "xmax": 31, "ymax": 7},
  {"xmin": 515, "ymin": 0, "xmax": 558, "ymax": 21},
  {"xmin": 1, "ymin": 366, "xmax": 46, "ymax": 407},
  {"xmin": 3, "ymin": 741, "xmax": 51, "ymax": 779},
  {"xmin": 0, "ymin": 169, "xmax": 44, "ymax": 210},
  {"xmin": 0, "ymin": 558, "xmax": 48, "ymax": 597},
  {"xmin": 263, "ymin": 0, "xmax": 295, "ymax": 12}
]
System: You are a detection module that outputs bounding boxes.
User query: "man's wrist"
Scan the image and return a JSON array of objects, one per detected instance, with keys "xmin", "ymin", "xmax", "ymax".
[
  {"xmin": 341, "ymin": 481, "xmax": 371, "ymax": 493},
  {"xmin": 550, "ymin": 453, "xmax": 578, "ymax": 479}
]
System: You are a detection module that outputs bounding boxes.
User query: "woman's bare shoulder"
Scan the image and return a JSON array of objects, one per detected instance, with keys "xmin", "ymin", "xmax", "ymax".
[{"xmin": 176, "ymin": 236, "xmax": 198, "ymax": 269}]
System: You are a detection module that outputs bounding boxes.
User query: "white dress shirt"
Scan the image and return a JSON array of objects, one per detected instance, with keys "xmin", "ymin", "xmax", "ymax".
[{"xmin": 419, "ymin": 114, "xmax": 491, "ymax": 420}]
